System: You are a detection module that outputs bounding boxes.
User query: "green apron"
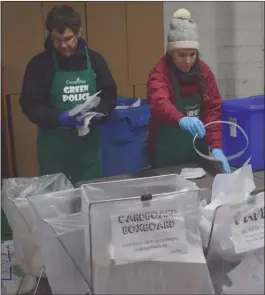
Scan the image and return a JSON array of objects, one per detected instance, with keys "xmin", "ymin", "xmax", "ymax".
[
  {"xmin": 37, "ymin": 48, "xmax": 102, "ymax": 184},
  {"xmin": 154, "ymin": 61, "xmax": 209, "ymax": 168}
]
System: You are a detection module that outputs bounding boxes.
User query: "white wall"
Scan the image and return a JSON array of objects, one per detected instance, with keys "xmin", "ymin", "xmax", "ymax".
[{"xmin": 163, "ymin": 2, "xmax": 264, "ymax": 98}]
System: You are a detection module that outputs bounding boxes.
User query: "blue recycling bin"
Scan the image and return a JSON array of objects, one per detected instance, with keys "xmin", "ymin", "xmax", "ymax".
[
  {"xmin": 222, "ymin": 95, "xmax": 264, "ymax": 171},
  {"xmin": 99, "ymin": 97, "xmax": 151, "ymax": 177}
]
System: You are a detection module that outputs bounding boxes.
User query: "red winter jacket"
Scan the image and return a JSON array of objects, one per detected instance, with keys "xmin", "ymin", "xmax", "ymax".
[{"xmin": 147, "ymin": 55, "xmax": 222, "ymax": 155}]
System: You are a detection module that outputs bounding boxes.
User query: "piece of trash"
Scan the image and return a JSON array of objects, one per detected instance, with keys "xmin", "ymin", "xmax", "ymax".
[
  {"xmin": 180, "ymin": 168, "xmax": 206, "ymax": 179},
  {"xmin": 115, "ymin": 99, "xmax": 141, "ymax": 110}
]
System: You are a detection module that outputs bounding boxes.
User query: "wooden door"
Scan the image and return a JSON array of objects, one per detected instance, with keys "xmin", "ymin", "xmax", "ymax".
[
  {"xmin": 2, "ymin": 2, "xmax": 45, "ymax": 95},
  {"xmin": 8, "ymin": 95, "xmax": 39, "ymax": 177},
  {"xmin": 85, "ymin": 2, "xmax": 133, "ymax": 97},
  {"xmin": 1, "ymin": 67, "xmax": 16, "ymax": 178},
  {"xmin": 126, "ymin": 2, "xmax": 164, "ymax": 86}
]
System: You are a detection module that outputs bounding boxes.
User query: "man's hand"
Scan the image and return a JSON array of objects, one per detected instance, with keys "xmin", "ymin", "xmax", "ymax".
[{"xmin": 58, "ymin": 111, "xmax": 83, "ymax": 127}]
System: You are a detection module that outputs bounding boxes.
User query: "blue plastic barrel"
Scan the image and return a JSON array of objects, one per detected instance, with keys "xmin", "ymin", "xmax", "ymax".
[
  {"xmin": 99, "ymin": 97, "xmax": 151, "ymax": 177},
  {"xmin": 222, "ymin": 95, "xmax": 264, "ymax": 171}
]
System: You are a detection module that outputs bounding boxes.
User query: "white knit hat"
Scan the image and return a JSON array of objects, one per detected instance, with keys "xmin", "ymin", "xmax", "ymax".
[{"xmin": 167, "ymin": 8, "xmax": 199, "ymax": 52}]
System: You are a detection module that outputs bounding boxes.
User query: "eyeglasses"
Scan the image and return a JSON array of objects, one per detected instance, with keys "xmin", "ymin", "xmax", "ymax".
[{"xmin": 51, "ymin": 34, "xmax": 76, "ymax": 45}]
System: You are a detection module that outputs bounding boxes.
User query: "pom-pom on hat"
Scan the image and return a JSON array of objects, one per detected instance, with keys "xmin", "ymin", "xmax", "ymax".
[{"xmin": 167, "ymin": 8, "xmax": 199, "ymax": 52}]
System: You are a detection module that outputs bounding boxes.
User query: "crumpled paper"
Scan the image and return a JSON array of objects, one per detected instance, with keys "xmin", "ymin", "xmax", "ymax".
[
  {"xmin": 76, "ymin": 112, "xmax": 99, "ymax": 136},
  {"xmin": 69, "ymin": 91, "xmax": 102, "ymax": 136}
]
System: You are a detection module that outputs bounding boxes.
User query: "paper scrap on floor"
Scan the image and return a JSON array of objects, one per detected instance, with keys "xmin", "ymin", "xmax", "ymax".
[{"xmin": 180, "ymin": 168, "xmax": 206, "ymax": 179}]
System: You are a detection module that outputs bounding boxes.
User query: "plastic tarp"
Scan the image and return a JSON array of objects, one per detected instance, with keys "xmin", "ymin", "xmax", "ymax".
[
  {"xmin": 1, "ymin": 173, "xmax": 73, "ymax": 277},
  {"xmin": 81, "ymin": 174, "xmax": 214, "ymax": 294}
]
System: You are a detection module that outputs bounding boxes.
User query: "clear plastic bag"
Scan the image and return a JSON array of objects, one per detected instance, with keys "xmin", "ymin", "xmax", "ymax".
[
  {"xmin": 81, "ymin": 175, "xmax": 214, "ymax": 294},
  {"xmin": 26, "ymin": 188, "xmax": 90, "ymax": 295},
  {"xmin": 199, "ymin": 161, "xmax": 256, "ymax": 249},
  {"xmin": 206, "ymin": 192, "xmax": 264, "ymax": 294},
  {"xmin": 1, "ymin": 173, "xmax": 73, "ymax": 277},
  {"xmin": 81, "ymin": 174, "xmax": 199, "ymax": 262}
]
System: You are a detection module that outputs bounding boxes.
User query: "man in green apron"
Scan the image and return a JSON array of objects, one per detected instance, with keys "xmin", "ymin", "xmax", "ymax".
[
  {"xmin": 20, "ymin": 6, "xmax": 117, "ymax": 183},
  {"xmin": 147, "ymin": 8, "xmax": 231, "ymax": 173}
]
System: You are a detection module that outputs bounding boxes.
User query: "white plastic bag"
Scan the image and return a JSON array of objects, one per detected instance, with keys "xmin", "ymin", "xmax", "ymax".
[
  {"xmin": 199, "ymin": 160, "xmax": 256, "ymax": 251},
  {"xmin": 81, "ymin": 175, "xmax": 214, "ymax": 294},
  {"xmin": 1, "ymin": 240, "xmax": 37, "ymax": 295},
  {"xmin": 1, "ymin": 173, "xmax": 73, "ymax": 277},
  {"xmin": 206, "ymin": 193, "xmax": 264, "ymax": 294},
  {"xmin": 207, "ymin": 192, "xmax": 264, "ymax": 260},
  {"xmin": 222, "ymin": 248, "xmax": 264, "ymax": 294},
  {"xmin": 27, "ymin": 188, "xmax": 90, "ymax": 295}
]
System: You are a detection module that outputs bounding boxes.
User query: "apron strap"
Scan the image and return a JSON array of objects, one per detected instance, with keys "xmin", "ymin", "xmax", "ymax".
[
  {"xmin": 85, "ymin": 48, "xmax": 92, "ymax": 70},
  {"xmin": 169, "ymin": 57, "xmax": 200, "ymax": 109}
]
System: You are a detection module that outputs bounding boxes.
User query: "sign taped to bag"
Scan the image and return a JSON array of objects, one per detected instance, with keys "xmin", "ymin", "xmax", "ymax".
[
  {"xmin": 110, "ymin": 201, "xmax": 188, "ymax": 265},
  {"xmin": 231, "ymin": 205, "xmax": 264, "ymax": 254}
]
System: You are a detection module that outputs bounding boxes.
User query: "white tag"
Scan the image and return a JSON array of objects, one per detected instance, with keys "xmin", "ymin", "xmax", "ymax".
[
  {"xmin": 231, "ymin": 207, "xmax": 264, "ymax": 254},
  {"xmin": 229, "ymin": 117, "xmax": 237, "ymax": 137},
  {"xmin": 186, "ymin": 109, "xmax": 200, "ymax": 118},
  {"xmin": 110, "ymin": 203, "xmax": 188, "ymax": 265}
]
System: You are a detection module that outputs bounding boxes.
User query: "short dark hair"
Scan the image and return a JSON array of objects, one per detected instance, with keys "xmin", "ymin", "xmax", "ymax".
[{"xmin": 45, "ymin": 6, "xmax": 81, "ymax": 34}]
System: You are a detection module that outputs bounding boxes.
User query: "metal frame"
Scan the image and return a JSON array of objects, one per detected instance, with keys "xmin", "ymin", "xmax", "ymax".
[{"xmin": 16, "ymin": 266, "xmax": 45, "ymax": 295}]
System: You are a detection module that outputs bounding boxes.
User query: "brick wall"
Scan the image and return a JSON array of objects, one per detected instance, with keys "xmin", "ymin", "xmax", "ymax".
[{"xmin": 163, "ymin": 2, "xmax": 264, "ymax": 98}]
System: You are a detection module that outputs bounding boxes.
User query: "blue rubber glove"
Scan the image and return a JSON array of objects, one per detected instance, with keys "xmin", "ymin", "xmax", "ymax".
[
  {"xmin": 212, "ymin": 148, "xmax": 231, "ymax": 173},
  {"xmin": 179, "ymin": 117, "xmax": 206, "ymax": 139},
  {"xmin": 58, "ymin": 111, "xmax": 83, "ymax": 127}
]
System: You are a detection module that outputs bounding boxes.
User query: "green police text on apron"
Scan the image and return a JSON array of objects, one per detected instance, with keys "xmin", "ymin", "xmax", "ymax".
[
  {"xmin": 154, "ymin": 61, "xmax": 209, "ymax": 168},
  {"xmin": 37, "ymin": 48, "xmax": 102, "ymax": 184}
]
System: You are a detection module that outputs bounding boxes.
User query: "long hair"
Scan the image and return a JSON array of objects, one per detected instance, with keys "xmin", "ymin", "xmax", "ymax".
[
  {"xmin": 193, "ymin": 52, "xmax": 206, "ymax": 104},
  {"xmin": 167, "ymin": 51, "xmax": 206, "ymax": 104}
]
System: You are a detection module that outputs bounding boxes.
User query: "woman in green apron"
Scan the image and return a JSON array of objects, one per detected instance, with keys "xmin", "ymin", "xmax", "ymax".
[
  {"xmin": 147, "ymin": 8, "xmax": 231, "ymax": 173},
  {"xmin": 20, "ymin": 5, "xmax": 117, "ymax": 183}
]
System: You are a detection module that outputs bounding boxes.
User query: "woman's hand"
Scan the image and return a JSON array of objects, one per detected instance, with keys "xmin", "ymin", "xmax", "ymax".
[
  {"xmin": 179, "ymin": 117, "xmax": 206, "ymax": 139},
  {"xmin": 212, "ymin": 148, "xmax": 231, "ymax": 173}
]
